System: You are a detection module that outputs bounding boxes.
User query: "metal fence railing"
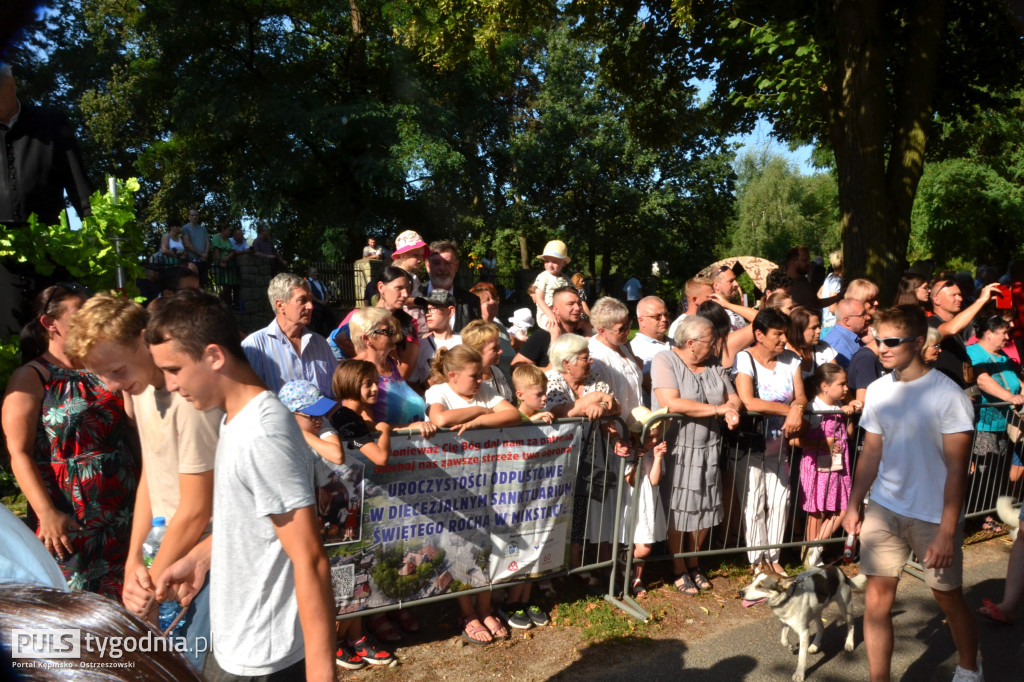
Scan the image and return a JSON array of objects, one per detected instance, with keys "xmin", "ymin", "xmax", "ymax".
[
  {"xmin": 321, "ymin": 402, "xmax": 1023, "ymax": 624},
  {"xmin": 616, "ymin": 403, "xmax": 1024, "ymax": 620}
]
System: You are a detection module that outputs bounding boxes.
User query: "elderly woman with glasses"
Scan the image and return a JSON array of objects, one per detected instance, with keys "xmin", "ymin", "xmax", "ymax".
[
  {"xmin": 1, "ymin": 284, "xmax": 138, "ymax": 598},
  {"xmin": 652, "ymin": 315, "xmax": 742, "ymax": 594},
  {"xmin": 350, "ymin": 307, "xmax": 432, "ymax": 431},
  {"xmin": 587, "ymin": 297, "xmax": 643, "ymax": 427}
]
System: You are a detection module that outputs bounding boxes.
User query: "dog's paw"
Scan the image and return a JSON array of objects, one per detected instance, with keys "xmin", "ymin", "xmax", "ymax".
[
  {"xmin": 789, "ymin": 644, "xmax": 799, "ymax": 655},
  {"xmin": 845, "ymin": 641, "xmax": 855, "ymax": 652},
  {"xmin": 792, "ymin": 672, "xmax": 805, "ymax": 682},
  {"xmin": 808, "ymin": 644, "xmax": 819, "ymax": 654}
]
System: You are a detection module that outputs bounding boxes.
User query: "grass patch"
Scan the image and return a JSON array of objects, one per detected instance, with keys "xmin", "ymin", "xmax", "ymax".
[{"xmin": 553, "ymin": 596, "xmax": 657, "ymax": 642}]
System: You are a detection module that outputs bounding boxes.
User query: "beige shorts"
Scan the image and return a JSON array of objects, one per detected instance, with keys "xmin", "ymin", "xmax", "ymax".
[{"xmin": 858, "ymin": 503, "xmax": 963, "ymax": 591}]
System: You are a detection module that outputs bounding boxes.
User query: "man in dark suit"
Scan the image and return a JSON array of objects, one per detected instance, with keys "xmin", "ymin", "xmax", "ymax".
[
  {"xmin": 0, "ymin": 62, "xmax": 93, "ymax": 226},
  {"xmin": 426, "ymin": 240, "xmax": 480, "ymax": 333}
]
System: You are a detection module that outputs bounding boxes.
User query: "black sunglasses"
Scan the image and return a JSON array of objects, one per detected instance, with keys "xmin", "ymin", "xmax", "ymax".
[
  {"xmin": 873, "ymin": 333, "xmax": 919, "ymax": 348},
  {"xmin": 42, "ymin": 282, "xmax": 88, "ymax": 314}
]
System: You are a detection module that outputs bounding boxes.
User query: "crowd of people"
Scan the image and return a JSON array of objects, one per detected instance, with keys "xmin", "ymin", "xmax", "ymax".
[{"xmin": 4, "ymin": 235, "xmax": 1024, "ymax": 682}]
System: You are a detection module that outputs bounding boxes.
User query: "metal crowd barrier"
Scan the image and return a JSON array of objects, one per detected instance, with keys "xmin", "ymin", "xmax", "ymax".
[
  {"xmin": 333, "ymin": 416, "xmax": 633, "ymax": 621},
  {"xmin": 328, "ymin": 402, "xmax": 1024, "ymax": 624},
  {"xmin": 616, "ymin": 402, "xmax": 1024, "ymax": 620}
]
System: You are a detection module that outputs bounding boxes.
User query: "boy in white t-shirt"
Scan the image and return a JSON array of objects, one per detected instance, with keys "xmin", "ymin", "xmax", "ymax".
[
  {"xmin": 142, "ymin": 291, "xmax": 335, "ymax": 682},
  {"xmin": 842, "ymin": 304, "xmax": 981, "ymax": 682}
]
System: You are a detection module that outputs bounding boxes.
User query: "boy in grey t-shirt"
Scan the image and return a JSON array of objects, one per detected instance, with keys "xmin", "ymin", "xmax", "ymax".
[{"xmin": 142, "ymin": 291, "xmax": 335, "ymax": 682}]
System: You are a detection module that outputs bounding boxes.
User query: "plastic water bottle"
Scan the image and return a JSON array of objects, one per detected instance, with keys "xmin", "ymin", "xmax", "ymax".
[
  {"xmin": 142, "ymin": 517, "xmax": 185, "ymax": 633},
  {"xmin": 142, "ymin": 517, "xmax": 166, "ymax": 568}
]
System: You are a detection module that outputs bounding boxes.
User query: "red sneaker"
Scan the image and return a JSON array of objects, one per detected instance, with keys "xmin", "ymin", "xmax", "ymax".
[
  {"xmin": 335, "ymin": 643, "xmax": 367, "ymax": 670},
  {"xmin": 348, "ymin": 636, "xmax": 395, "ymax": 666}
]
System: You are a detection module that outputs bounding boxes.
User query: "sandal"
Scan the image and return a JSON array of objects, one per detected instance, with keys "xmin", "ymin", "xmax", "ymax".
[
  {"xmin": 461, "ymin": 617, "xmax": 492, "ymax": 645},
  {"xmin": 632, "ymin": 578, "xmax": 647, "ymax": 597},
  {"xmin": 396, "ymin": 609, "xmax": 420, "ymax": 633},
  {"xmin": 367, "ymin": 614, "xmax": 402, "ymax": 643},
  {"xmin": 482, "ymin": 614, "xmax": 509, "ymax": 640},
  {"xmin": 977, "ymin": 598, "xmax": 1013, "ymax": 625},
  {"xmin": 689, "ymin": 567, "xmax": 713, "ymax": 592},
  {"xmin": 673, "ymin": 572, "xmax": 699, "ymax": 596}
]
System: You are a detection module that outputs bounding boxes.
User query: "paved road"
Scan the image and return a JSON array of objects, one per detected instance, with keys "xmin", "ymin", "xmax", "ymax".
[{"xmin": 555, "ymin": 544, "xmax": 1022, "ymax": 681}]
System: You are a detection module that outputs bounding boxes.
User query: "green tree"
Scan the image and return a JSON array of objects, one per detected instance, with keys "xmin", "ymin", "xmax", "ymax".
[
  {"xmin": 910, "ymin": 90, "xmax": 1024, "ymax": 269},
  {"xmin": 910, "ymin": 159, "xmax": 1024, "ymax": 267},
  {"xmin": 727, "ymin": 150, "xmax": 840, "ymax": 263},
  {"xmin": 510, "ymin": 23, "xmax": 735, "ymax": 286},
  {"xmin": 649, "ymin": 0, "xmax": 1024, "ymax": 297}
]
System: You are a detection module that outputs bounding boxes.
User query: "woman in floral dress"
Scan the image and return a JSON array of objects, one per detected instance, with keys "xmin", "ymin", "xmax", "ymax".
[{"xmin": 2, "ymin": 284, "xmax": 137, "ymax": 598}]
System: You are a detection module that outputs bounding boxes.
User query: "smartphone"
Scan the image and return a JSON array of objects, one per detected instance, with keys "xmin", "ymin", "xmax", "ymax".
[{"xmin": 995, "ymin": 284, "xmax": 1013, "ymax": 310}]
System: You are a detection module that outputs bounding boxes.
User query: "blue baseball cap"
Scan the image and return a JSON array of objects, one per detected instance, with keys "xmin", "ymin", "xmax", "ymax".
[{"xmin": 278, "ymin": 380, "xmax": 337, "ymax": 416}]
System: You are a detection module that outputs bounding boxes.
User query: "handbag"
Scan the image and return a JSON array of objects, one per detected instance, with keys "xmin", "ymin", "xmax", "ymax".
[{"xmin": 722, "ymin": 351, "xmax": 767, "ymax": 453}]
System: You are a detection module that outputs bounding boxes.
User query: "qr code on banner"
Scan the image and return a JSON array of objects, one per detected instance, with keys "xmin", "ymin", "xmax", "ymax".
[{"xmin": 331, "ymin": 564, "xmax": 355, "ymax": 599}]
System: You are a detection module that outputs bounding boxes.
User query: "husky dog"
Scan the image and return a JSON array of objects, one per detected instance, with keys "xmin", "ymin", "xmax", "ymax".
[
  {"xmin": 738, "ymin": 562, "xmax": 867, "ymax": 682},
  {"xmin": 996, "ymin": 495, "xmax": 1021, "ymax": 542}
]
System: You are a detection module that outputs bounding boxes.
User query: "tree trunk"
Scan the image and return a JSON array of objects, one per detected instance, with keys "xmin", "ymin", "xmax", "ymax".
[
  {"xmin": 518, "ymin": 233, "xmax": 529, "ymax": 270},
  {"xmin": 830, "ymin": 0, "xmax": 889, "ymax": 291},
  {"xmin": 831, "ymin": 0, "xmax": 947, "ymax": 302},
  {"xmin": 883, "ymin": 0, "xmax": 946, "ymax": 295},
  {"xmin": 349, "ymin": 0, "xmax": 364, "ymax": 36}
]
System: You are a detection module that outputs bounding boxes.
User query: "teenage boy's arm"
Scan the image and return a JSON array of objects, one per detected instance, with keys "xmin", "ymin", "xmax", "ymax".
[
  {"xmin": 923, "ymin": 431, "xmax": 972, "ymax": 569},
  {"xmin": 272, "ymin": 506, "xmax": 336, "ymax": 682},
  {"xmin": 123, "ymin": 465, "xmax": 155, "ymax": 618},
  {"xmin": 148, "ymin": 471, "xmax": 213, "ymax": 588},
  {"xmin": 842, "ymin": 431, "xmax": 883, "ymax": 536},
  {"xmin": 147, "ymin": 534, "xmax": 212, "ymax": 608}
]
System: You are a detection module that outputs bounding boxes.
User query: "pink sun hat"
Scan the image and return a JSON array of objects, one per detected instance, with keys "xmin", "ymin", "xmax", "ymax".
[{"xmin": 392, "ymin": 230, "xmax": 430, "ymax": 258}]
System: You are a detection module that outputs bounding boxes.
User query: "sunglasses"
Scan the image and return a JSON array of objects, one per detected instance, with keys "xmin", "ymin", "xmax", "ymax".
[
  {"xmin": 296, "ymin": 412, "xmax": 324, "ymax": 422},
  {"xmin": 368, "ymin": 328, "xmax": 395, "ymax": 338},
  {"xmin": 42, "ymin": 282, "xmax": 88, "ymax": 314},
  {"xmin": 873, "ymin": 333, "xmax": 919, "ymax": 348},
  {"xmin": 931, "ymin": 281, "xmax": 956, "ymax": 297}
]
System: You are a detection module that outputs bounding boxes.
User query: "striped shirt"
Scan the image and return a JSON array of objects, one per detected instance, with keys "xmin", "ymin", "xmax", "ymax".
[{"xmin": 242, "ymin": 318, "xmax": 337, "ymax": 397}]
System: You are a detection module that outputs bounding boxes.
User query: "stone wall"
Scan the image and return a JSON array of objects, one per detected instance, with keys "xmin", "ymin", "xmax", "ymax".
[{"xmin": 235, "ymin": 254, "xmax": 276, "ymax": 334}]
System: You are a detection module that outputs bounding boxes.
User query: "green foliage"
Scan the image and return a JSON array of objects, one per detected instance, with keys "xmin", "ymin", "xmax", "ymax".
[
  {"xmin": 508, "ymin": 22, "xmax": 735, "ymax": 285},
  {"xmin": 0, "ymin": 335, "xmax": 21, "ymax": 400},
  {"xmin": 725, "ymin": 150, "xmax": 839, "ymax": 263},
  {"xmin": 11, "ymin": 1, "xmax": 736, "ymax": 286},
  {"xmin": 0, "ymin": 179, "xmax": 144, "ymax": 294},
  {"xmin": 910, "ymin": 159, "xmax": 1024, "ymax": 268}
]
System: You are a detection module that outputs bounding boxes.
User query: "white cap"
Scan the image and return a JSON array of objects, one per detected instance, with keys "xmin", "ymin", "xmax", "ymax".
[{"xmin": 508, "ymin": 308, "xmax": 535, "ymax": 329}]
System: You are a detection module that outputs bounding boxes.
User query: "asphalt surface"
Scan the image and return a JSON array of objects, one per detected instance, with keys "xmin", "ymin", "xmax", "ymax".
[{"xmin": 554, "ymin": 542, "xmax": 1023, "ymax": 681}]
